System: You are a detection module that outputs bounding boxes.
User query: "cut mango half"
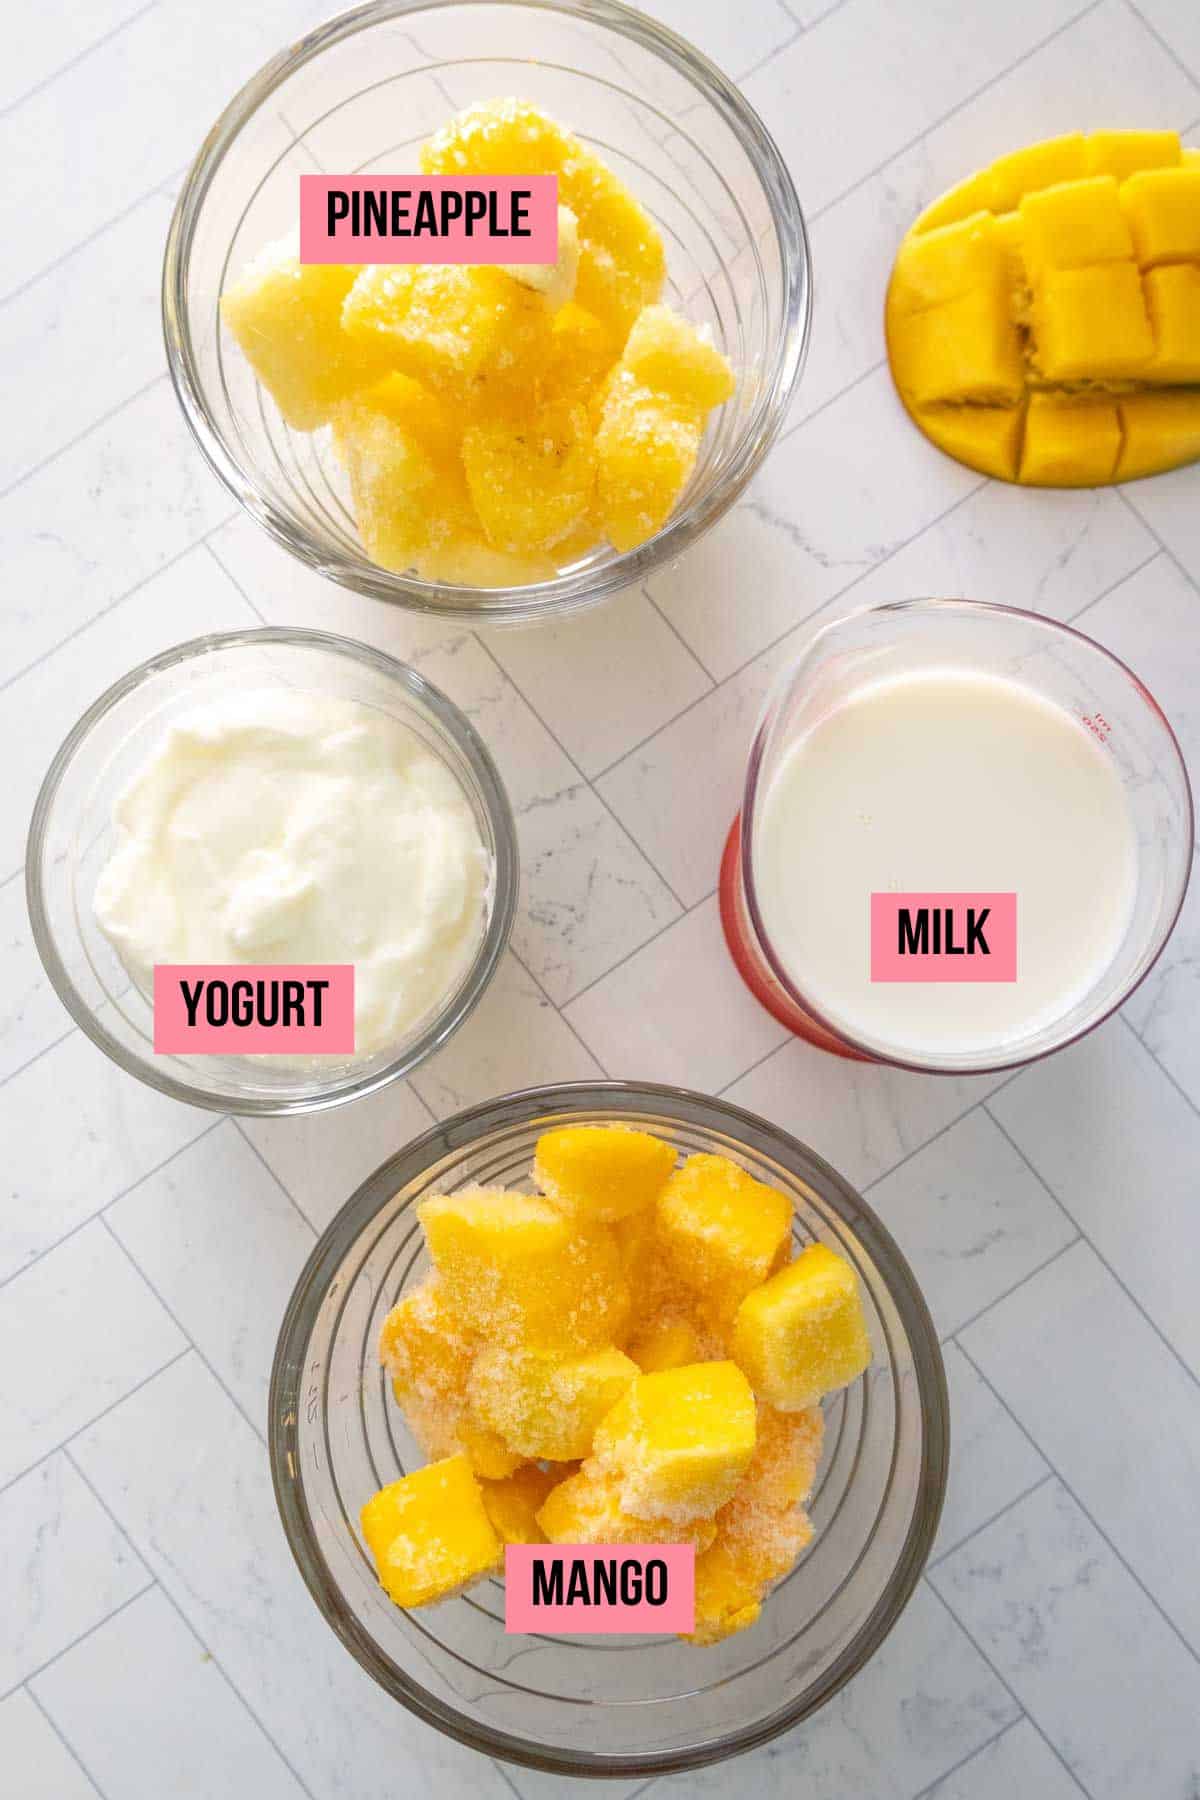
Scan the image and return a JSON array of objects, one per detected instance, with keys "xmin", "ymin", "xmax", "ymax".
[{"xmin": 886, "ymin": 131, "xmax": 1200, "ymax": 485}]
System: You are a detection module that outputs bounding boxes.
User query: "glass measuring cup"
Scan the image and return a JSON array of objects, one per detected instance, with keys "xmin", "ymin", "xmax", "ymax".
[{"xmin": 719, "ymin": 599, "xmax": 1193, "ymax": 1074}]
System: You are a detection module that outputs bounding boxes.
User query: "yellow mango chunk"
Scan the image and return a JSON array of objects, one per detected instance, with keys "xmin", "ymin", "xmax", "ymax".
[
  {"xmin": 479, "ymin": 1464, "xmax": 564, "ymax": 1545},
  {"xmin": 591, "ymin": 1362, "xmax": 756, "ymax": 1522},
  {"xmin": 912, "ymin": 169, "xmax": 996, "ymax": 234},
  {"xmin": 888, "ymin": 212, "xmax": 1009, "ymax": 315},
  {"xmin": 656, "ymin": 1153, "xmax": 792, "ymax": 1322},
  {"xmin": 888, "ymin": 288, "xmax": 1025, "ymax": 406},
  {"xmin": 732, "ymin": 1243, "xmax": 871, "ymax": 1412},
  {"xmin": 361, "ymin": 1454, "xmax": 502, "ymax": 1608},
  {"xmin": 1032, "ymin": 263, "xmax": 1154, "ymax": 380},
  {"xmin": 536, "ymin": 1463, "xmax": 717, "ymax": 1550},
  {"xmin": 469, "ymin": 1345, "xmax": 638, "ymax": 1461},
  {"xmin": 1122, "ymin": 167, "xmax": 1200, "ymax": 267},
  {"xmin": 418, "ymin": 1188, "xmax": 629, "ymax": 1351},
  {"xmin": 621, "ymin": 305, "xmax": 735, "ymax": 410},
  {"xmin": 1086, "ymin": 129, "xmax": 1180, "ymax": 181},
  {"xmin": 219, "ymin": 240, "xmax": 390, "ymax": 430},
  {"xmin": 595, "ymin": 369, "xmax": 703, "ymax": 551},
  {"xmin": 378, "ymin": 1275, "xmax": 521, "ymax": 1478},
  {"xmin": 627, "ymin": 1316, "xmax": 704, "ymax": 1374},
  {"xmin": 746, "ymin": 1401, "xmax": 826, "ymax": 1511},
  {"xmin": 988, "ymin": 134, "xmax": 1088, "ymax": 212},
  {"xmin": 533, "ymin": 1123, "xmax": 677, "ymax": 1223},
  {"xmin": 918, "ymin": 404, "xmax": 1023, "ymax": 480},
  {"xmin": 1143, "ymin": 265, "xmax": 1200, "ymax": 382},
  {"xmin": 1117, "ymin": 389, "xmax": 1200, "ymax": 480},
  {"xmin": 461, "ymin": 402, "xmax": 596, "ymax": 554},
  {"xmin": 1019, "ymin": 175, "xmax": 1133, "ymax": 276},
  {"xmin": 1020, "ymin": 394, "xmax": 1122, "ymax": 487}
]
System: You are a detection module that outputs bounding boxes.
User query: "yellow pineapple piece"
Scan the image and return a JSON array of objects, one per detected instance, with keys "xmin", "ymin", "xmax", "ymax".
[
  {"xmin": 1142, "ymin": 265, "xmax": 1200, "ymax": 382},
  {"xmin": 468, "ymin": 1345, "xmax": 638, "ymax": 1461},
  {"xmin": 542, "ymin": 302, "xmax": 620, "ymax": 409},
  {"xmin": 1086, "ymin": 129, "xmax": 1180, "ymax": 181},
  {"xmin": 1117, "ymin": 390, "xmax": 1200, "ymax": 480},
  {"xmin": 627, "ymin": 1315, "xmax": 704, "ymax": 1374},
  {"xmin": 732, "ymin": 1242, "xmax": 871, "ymax": 1413},
  {"xmin": 1020, "ymin": 394, "xmax": 1122, "ymax": 487},
  {"xmin": 461, "ymin": 402, "xmax": 597, "ymax": 554},
  {"xmin": 988, "ymin": 133, "xmax": 1088, "ymax": 212},
  {"xmin": 417, "ymin": 535, "xmax": 558, "ymax": 586},
  {"xmin": 361, "ymin": 1454, "xmax": 502, "ymax": 1608},
  {"xmin": 655, "ymin": 1153, "xmax": 792, "ymax": 1323},
  {"xmin": 219, "ymin": 239, "xmax": 390, "ymax": 430},
  {"xmin": 536, "ymin": 1462, "xmax": 717, "ymax": 1550},
  {"xmin": 417, "ymin": 1188, "xmax": 629, "ymax": 1352},
  {"xmin": 621, "ymin": 305, "xmax": 735, "ymax": 410},
  {"xmin": 331, "ymin": 376, "xmax": 475, "ymax": 573},
  {"xmin": 1018, "ymin": 175, "xmax": 1133, "ymax": 276},
  {"xmin": 479, "ymin": 1463, "xmax": 564, "ymax": 1545},
  {"xmin": 595, "ymin": 369, "xmax": 703, "ymax": 551},
  {"xmin": 499, "ymin": 204, "xmax": 580, "ymax": 312},
  {"xmin": 591, "ymin": 1361, "xmax": 756, "ymax": 1523},
  {"xmin": 377, "ymin": 1275, "xmax": 521, "ymax": 1478},
  {"xmin": 888, "ymin": 212, "xmax": 1009, "ymax": 315},
  {"xmin": 1032, "ymin": 263, "xmax": 1155, "ymax": 380},
  {"xmin": 341, "ymin": 263, "xmax": 551, "ymax": 402},
  {"xmin": 1121, "ymin": 166, "xmax": 1200, "ymax": 266},
  {"xmin": 918, "ymin": 404, "xmax": 1023, "ymax": 480},
  {"xmin": 888, "ymin": 288, "xmax": 1025, "ymax": 406},
  {"xmin": 533, "ymin": 1123, "xmax": 677, "ymax": 1223}
]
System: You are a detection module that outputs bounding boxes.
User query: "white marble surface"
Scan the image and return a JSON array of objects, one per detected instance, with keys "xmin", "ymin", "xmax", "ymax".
[{"xmin": 3, "ymin": 1, "xmax": 1199, "ymax": 1795}]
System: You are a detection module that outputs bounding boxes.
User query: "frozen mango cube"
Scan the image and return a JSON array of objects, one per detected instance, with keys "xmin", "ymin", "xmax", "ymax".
[
  {"xmin": 1086, "ymin": 129, "xmax": 1180, "ymax": 181},
  {"xmin": 988, "ymin": 134, "xmax": 1088, "ymax": 212},
  {"xmin": 479, "ymin": 1464, "xmax": 564, "ymax": 1545},
  {"xmin": 500, "ymin": 204, "xmax": 580, "ymax": 312},
  {"xmin": 918, "ymin": 404, "xmax": 1022, "ymax": 481},
  {"xmin": 732, "ymin": 1243, "xmax": 871, "ymax": 1412},
  {"xmin": 621, "ymin": 305, "xmax": 735, "ymax": 409},
  {"xmin": 1117, "ymin": 390, "xmax": 1200, "ymax": 480},
  {"xmin": 627, "ymin": 1315, "xmax": 705, "ymax": 1374},
  {"xmin": 1018, "ymin": 176, "xmax": 1133, "ymax": 276},
  {"xmin": 418, "ymin": 1188, "xmax": 629, "ymax": 1351},
  {"xmin": 536, "ymin": 1463, "xmax": 717, "ymax": 1550},
  {"xmin": 461, "ymin": 402, "xmax": 596, "ymax": 554},
  {"xmin": 361, "ymin": 1454, "xmax": 502, "ymax": 1608},
  {"xmin": 1020, "ymin": 394, "xmax": 1122, "ymax": 486},
  {"xmin": 534, "ymin": 1124, "xmax": 677, "ymax": 1223},
  {"xmin": 889, "ymin": 213, "xmax": 1009, "ymax": 315},
  {"xmin": 592, "ymin": 1362, "xmax": 757, "ymax": 1522},
  {"xmin": 745, "ymin": 1402, "xmax": 825, "ymax": 1511},
  {"xmin": 1143, "ymin": 265, "xmax": 1200, "ymax": 382},
  {"xmin": 1122, "ymin": 167, "xmax": 1200, "ymax": 266},
  {"xmin": 889, "ymin": 288, "xmax": 1025, "ymax": 406},
  {"xmin": 656, "ymin": 1153, "xmax": 792, "ymax": 1321},
  {"xmin": 378, "ymin": 1276, "xmax": 520, "ymax": 1478},
  {"xmin": 220, "ymin": 239, "xmax": 390, "ymax": 430},
  {"xmin": 1032, "ymin": 263, "xmax": 1154, "ymax": 380},
  {"xmin": 469, "ymin": 1345, "xmax": 638, "ymax": 1461},
  {"xmin": 595, "ymin": 369, "xmax": 703, "ymax": 551}
]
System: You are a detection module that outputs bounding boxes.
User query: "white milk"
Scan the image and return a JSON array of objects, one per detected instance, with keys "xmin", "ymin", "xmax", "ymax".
[{"xmin": 753, "ymin": 667, "xmax": 1138, "ymax": 1059}]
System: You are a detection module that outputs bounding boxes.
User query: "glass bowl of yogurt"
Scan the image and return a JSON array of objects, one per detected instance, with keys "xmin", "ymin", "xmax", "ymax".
[
  {"xmin": 162, "ymin": 0, "xmax": 810, "ymax": 624},
  {"xmin": 26, "ymin": 628, "xmax": 517, "ymax": 1114},
  {"xmin": 721, "ymin": 599, "xmax": 1193, "ymax": 1074}
]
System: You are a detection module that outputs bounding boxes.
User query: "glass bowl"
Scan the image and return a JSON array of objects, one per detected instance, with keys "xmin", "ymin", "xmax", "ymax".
[
  {"xmin": 26, "ymin": 627, "xmax": 517, "ymax": 1116},
  {"xmin": 269, "ymin": 1081, "xmax": 948, "ymax": 1778},
  {"xmin": 162, "ymin": 0, "xmax": 811, "ymax": 624}
]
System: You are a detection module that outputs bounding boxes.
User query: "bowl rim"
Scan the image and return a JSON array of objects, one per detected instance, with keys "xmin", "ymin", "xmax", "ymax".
[
  {"xmin": 268, "ymin": 1078, "xmax": 950, "ymax": 1778},
  {"xmin": 161, "ymin": 0, "xmax": 813, "ymax": 623},
  {"xmin": 24, "ymin": 624, "xmax": 518, "ymax": 1117}
]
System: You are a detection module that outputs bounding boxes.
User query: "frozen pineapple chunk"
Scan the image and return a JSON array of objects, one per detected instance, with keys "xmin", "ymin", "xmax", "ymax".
[
  {"xmin": 461, "ymin": 402, "xmax": 596, "ymax": 554},
  {"xmin": 536, "ymin": 1462, "xmax": 717, "ymax": 1550},
  {"xmin": 479, "ymin": 1463, "xmax": 564, "ymax": 1545},
  {"xmin": 469, "ymin": 1345, "xmax": 638, "ymax": 1461},
  {"xmin": 1086, "ymin": 130, "xmax": 1180, "ymax": 181},
  {"xmin": 361, "ymin": 1454, "xmax": 502, "ymax": 1608},
  {"xmin": 1018, "ymin": 176, "xmax": 1133, "ymax": 276},
  {"xmin": 1122, "ymin": 167, "xmax": 1200, "ymax": 267},
  {"xmin": 341, "ymin": 263, "xmax": 550, "ymax": 401},
  {"xmin": 219, "ymin": 239, "xmax": 391, "ymax": 430},
  {"xmin": 1032, "ymin": 263, "xmax": 1154, "ymax": 380},
  {"xmin": 1020, "ymin": 394, "xmax": 1122, "ymax": 487},
  {"xmin": 888, "ymin": 213, "xmax": 1009, "ymax": 315},
  {"xmin": 542, "ymin": 302, "xmax": 619, "ymax": 408},
  {"xmin": 499, "ymin": 204, "xmax": 580, "ymax": 312},
  {"xmin": 627, "ymin": 1315, "xmax": 704, "ymax": 1374},
  {"xmin": 732, "ymin": 1243, "xmax": 871, "ymax": 1413},
  {"xmin": 378, "ymin": 1275, "xmax": 521, "ymax": 1478},
  {"xmin": 1142, "ymin": 265, "xmax": 1200, "ymax": 382},
  {"xmin": 1117, "ymin": 390, "xmax": 1200, "ymax": 480},
  {"xmin": 621, "ymin": 305, "xmax": 735, "ymax": 410},
  {"xmin": 331, "ymin": 376, "xmax": 474, "ymax": 573},
  {"xmin": 918, "ymin": 405, "xmax": 1023, "ymax": 481},
  {"xmin": 418, "ymin": 1188, "xmax": 629, "ymax": 1351},
  {"xmin": 595, "ymin": 369, "xmax": 703, "ymax": 551},
  {"xmin": 533, "ymin": 1123, "xmax": 678, "ymax": 1223},
  {"xmin": 656, "ymin": 1153, "xmax": 792, "ymax": 1322},
  {"xmin": 591, "ymin": 1362, "xmax": 756, "ymax": 1522}
]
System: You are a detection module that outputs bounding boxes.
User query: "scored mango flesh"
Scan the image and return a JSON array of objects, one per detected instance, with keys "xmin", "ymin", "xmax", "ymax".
[
  {"xmin": 220, "ymin": 99, "xmax": 735, "ymax": 581},
  {"xmin": 886, "ymin": 131, "xmax": 1200, "ymax": 485},
  {"xmin": 362, "ymin": 1130, "xmax": 872, "ymax": 1644}
]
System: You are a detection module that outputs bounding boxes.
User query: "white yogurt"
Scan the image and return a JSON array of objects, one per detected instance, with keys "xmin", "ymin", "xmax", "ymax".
[
  {"xmin": 753, "ymin": 667, "xmax": 1138, "ymax": 1059},
  {"xmin": 94, "ymin": 690, "xmax": 490, "ymax": 1059}
]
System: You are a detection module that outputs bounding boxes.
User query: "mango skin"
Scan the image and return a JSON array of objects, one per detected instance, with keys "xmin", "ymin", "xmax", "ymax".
[{"xmin": 886, "ymin": 130, "xmax": 1200, "ymax": 487}]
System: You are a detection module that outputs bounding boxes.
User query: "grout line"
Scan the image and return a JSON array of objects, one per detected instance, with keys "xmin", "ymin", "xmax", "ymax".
[
  {"xmin": 205, "ymin": 535, "xmax": 267, "ymax": 622},
  {"xmin": 641, "ymin": 585, "xmax": 718, "ymax": 688},
  {"xmin": 23, "ymin": 1681, "xmax": 112, "ymax": 1799},
  {"xmin": 1120, "ymin": 1007, "xmax": 1200, "ymax": 1130},
  {"xmin": 0, "ymin": 863, "xmax": 24, "ymax": 890},
  {"xmin": 944, "ymin": 1234, "xmax": 1082, "ymax": 1343},
  {"xmin": 2, "ymin": 163, "xmax": 188, "ymax": 309},
  {"xmin": 0, "ymin": 373, "xmax": 164, "ymax": 506},
  {"xmin": 0, "ymin": 1024, "xmax": 77, "ymax": 1096},
  {"xmin": 1116, "ymin": 487, "xmax": 1200, "ymax": 607},
  {"xmin": 731, "ymin": 19, "xmax": 806, "ymax": 88},
  {"xmin": 907, "ymin": 1713, "xmax": 1032, "ymax": 1800},
  {"xmin": 63, "ymin": 1448, "xmax": 321, "ymax": 1800},
  {"xmin": 715, "ymin": 1026, "xmax": 792, "ymax": 1095},
  {"xmin": 504, "ymin": 944, "xmax": 611, "ymax": 1078},
  {"xmin": 984, "ymin": 1089, "xmax": 1200, "ymax": 1399},
  {"xmin": 923, "ymin": 1577, "xmax": 1093, "ymax": 1799},
  {"xmin": 1124, "ymin": 0, "xmax": 1200, "ymax": 90},
  {"xmin": 953, "ymin": 1341, "xmax": 1200, "ymax": 1672},
  {"xmin": 784, "ymin": 356, "xmax": 888, "ymax": 439},
  {"xmin": 98, "ymin": 1217, "xmax": 268, "ymax": 1447},
  {"xmin": 929, "ymin": 1470, "xmax": 1056, "ymax": 1571},
  {"xmin": 559, "ymin": 889, "xmax": 713, "ymax": 1011},
  {"xmin": 0, "ymin": 0, "xmax": 160, "ymax": 122},
  {"xmin": 230, "ymin": 1117, "xmax": 321, "ymax": 1238},
  {"xmin": 0, "ymin": 1582, "xmax": 156, "ymax": 1711},
  {"xmin": 1063, "ymin": 546, "xmax": 1162, "ymax": 625}
]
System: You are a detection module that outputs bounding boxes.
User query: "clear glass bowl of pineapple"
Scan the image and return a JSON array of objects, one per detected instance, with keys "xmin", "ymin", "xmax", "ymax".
[{"xmin": 163, "ymin": 0, "xmax": 811, "ymax": 622}]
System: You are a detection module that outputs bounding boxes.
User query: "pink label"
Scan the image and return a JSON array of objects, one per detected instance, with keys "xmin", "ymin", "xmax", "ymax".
[
  {"xmin": 153, "ymin": 965, "xmax": 355, "ymax": 1054},
  {"xmin": 504, "ymin": 1544, "xmax": 695, "ymax": 1634},
  {"xmin": 870, "ymin": 894, "xmax": 1017, "ymax": 983},
  {"xmin": 299, "ymin": 174, "xmax": 558, "ymax": 264}
]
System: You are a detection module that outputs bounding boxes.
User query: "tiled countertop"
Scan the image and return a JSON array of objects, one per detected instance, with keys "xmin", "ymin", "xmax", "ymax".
[{"xmin": 4, "ymin": 1, "xmax": 1200, "ymax": 1795}]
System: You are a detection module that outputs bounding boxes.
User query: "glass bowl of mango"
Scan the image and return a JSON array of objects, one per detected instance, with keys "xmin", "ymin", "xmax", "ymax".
[
  {"xmin": 164, "ymin": 0, "xmax": 810, "ymax": 622},
  {"xmin": 269, "ymin": 1082, "xmax": 948, "ymax": 1777}
]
